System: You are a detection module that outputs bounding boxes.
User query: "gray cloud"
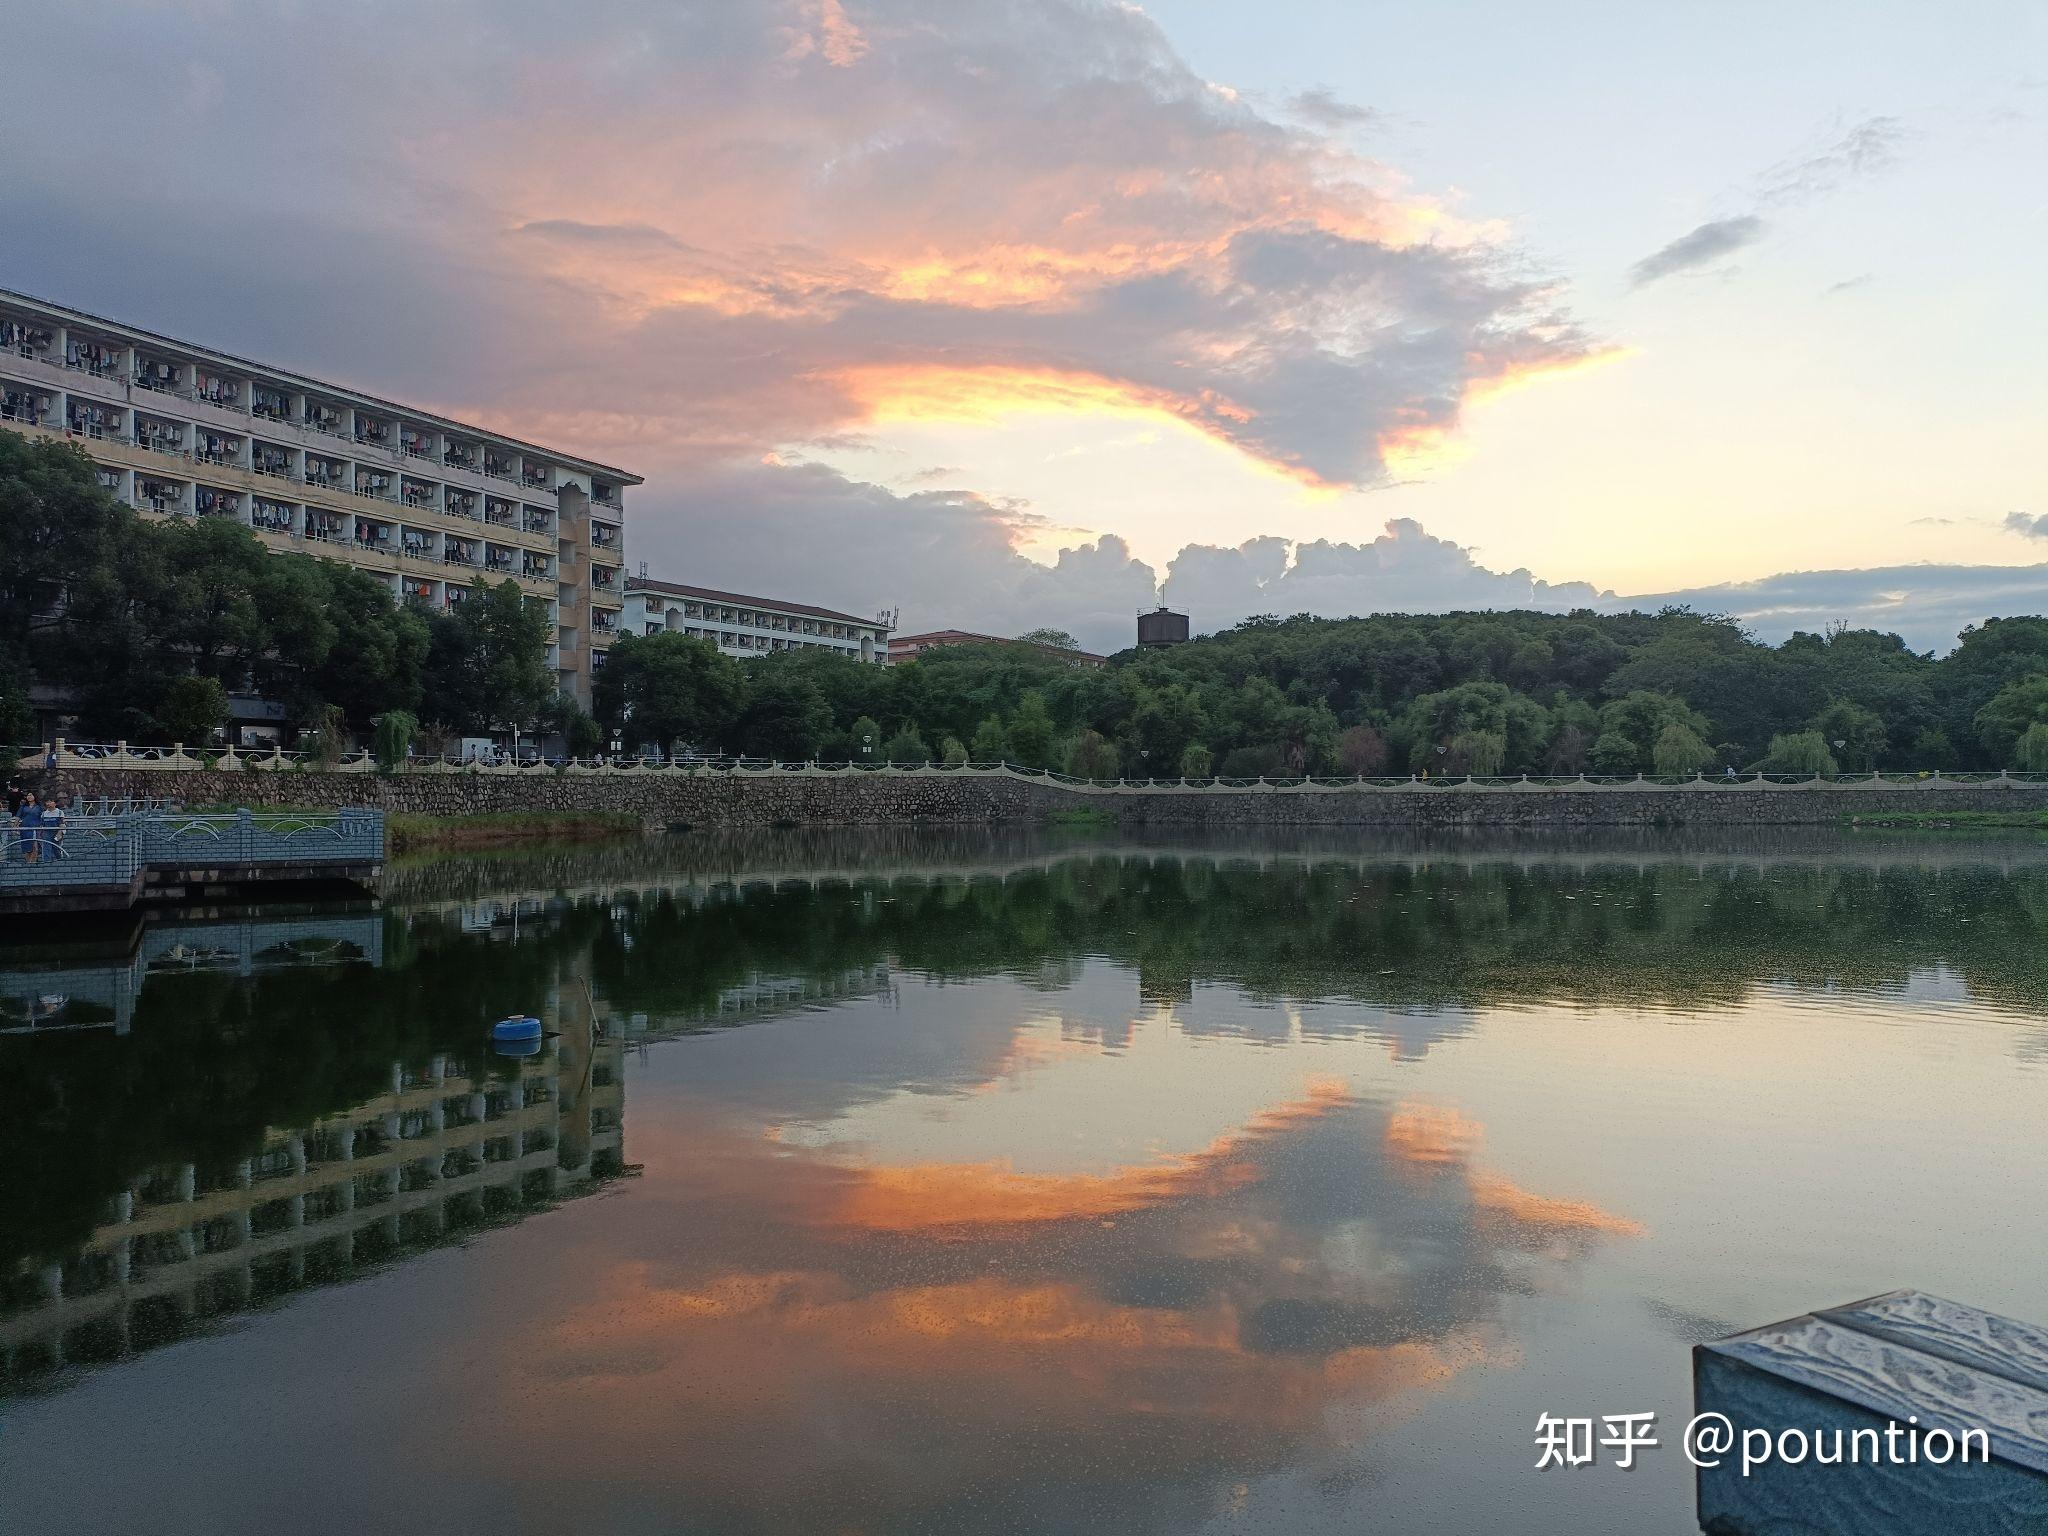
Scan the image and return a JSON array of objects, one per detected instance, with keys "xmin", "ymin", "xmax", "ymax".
[
  {"xmin": 1287, "ymin": 88, "xmax": 1380, "ymax": 130},
  {"xmin": 1627, "ymin": 216, "xmax": 1766, "ymax": 288},
  {"xmin": 0, "ymin": 0, "xmax": 1598, "ymax": 492},
  {"xmin": 624, "ymin": 463, "xmax": 2038, "ymax": 657},
  {"xmin": 2007, "ymin": 511, "xmax": 2048, "ymax": 540},
  {"xmin": 1824, "ymin": 273, "xmax": 1874, "ymax": 296},
  {"xmin": 1757, "ymin": 116, "xmax": 1908, "ymax": 207}
]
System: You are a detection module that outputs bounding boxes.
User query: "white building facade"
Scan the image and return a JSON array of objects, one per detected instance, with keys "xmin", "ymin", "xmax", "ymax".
[
  {"xmin": 0, "ymin": 288, "xmax": 638, "ymax": 708},
  {"xmin": 623, "ymin": 576, "xmax": 891, "ymax": 664}
]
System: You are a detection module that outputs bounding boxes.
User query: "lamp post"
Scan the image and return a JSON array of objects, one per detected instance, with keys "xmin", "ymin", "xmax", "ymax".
[{"xmin": 861, "ymin": 732, "xmax": 873, "ymax": 766}]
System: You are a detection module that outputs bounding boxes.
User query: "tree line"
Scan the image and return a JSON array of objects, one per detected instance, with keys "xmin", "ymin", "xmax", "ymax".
[
  {"xmin": 8, "ymin": 427, "xmax": 2048, "ymax": 772},
  {"xmin": 595, "ymin": 605, "xmax": 2048, "ymax": 776}
]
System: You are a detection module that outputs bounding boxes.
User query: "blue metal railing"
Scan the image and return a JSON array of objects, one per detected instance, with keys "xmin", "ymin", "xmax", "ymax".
[{"xmin": 0, "ymin": 809, "xmax": 383, "ymax": 891}]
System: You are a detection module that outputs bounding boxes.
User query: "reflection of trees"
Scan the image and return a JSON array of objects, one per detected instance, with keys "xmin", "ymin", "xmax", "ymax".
[
  {"xmin": 11, "ymin": 841, "xmax": 2045, "ymax": 1290},
  {"xmin": 584, "ymin": 854, "xmax": 2048, "ymax": 1025},
  {"xmin": 0, "ymin": 920, "xmax": 579, "ymax": 1274}
]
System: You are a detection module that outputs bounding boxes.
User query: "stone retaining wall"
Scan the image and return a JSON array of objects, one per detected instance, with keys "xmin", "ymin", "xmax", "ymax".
[{"xmin": 30, "ymin": 765, "xmax": 2048, "ymax": 830}]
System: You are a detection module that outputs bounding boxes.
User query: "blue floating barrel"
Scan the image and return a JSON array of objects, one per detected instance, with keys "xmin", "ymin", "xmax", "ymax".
[
  {"xmin": 493, "ymin": 1035, "xmax": 543, "ymax": 1058},
  {"xmin": 491, "ymin": 1015, "xmax": 542, "ymax": 1042}
]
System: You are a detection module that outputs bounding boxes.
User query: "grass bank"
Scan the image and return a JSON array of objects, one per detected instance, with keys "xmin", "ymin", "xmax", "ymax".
[
  {"xmin": 386, "ymin": 810, "xmax": 644, "ymax": 854},
  {"xmin": 1846, "ymin": 808, "xmax": 2048, "ymax": 831}
]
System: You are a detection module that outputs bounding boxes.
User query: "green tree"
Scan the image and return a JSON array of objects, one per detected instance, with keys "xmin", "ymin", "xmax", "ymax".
[
  {"xmin": 1007, "ymin": 690, "xmax": 1055, "ymax": 768},
  {"xmin": 1017, "ymin": 627, "xmax": 1080, "ymax": 650},
  {"xmin": 159, "ymin": 675, "xmax": 228, "ymax": 746},
  {"xmin": 594, "ymin": 632, "xmax": 743, "ymax": 754},
  {"xmin": 372, "ymin": 709, "xmax": 417, "ymax": 771},
  {"xmin": 1063, "ymin": 728, "xmax": 1120, "ymax": 780},
  {"xmin": 1598, "ymin": 690, "xmax": 1712, "ymax": 765},
  {"xmin": 421, "ymin": 580, "xmax": 554, "ymax": 734},
  {"xmin": 1651, "ymin": 723, "xmax": 1714, "ymax": 776},
  {"xmin": 0, "ymin": 430, "xmax": 129, "ymax": 677},
  {"xmin": 1589, "ymin": 731, "xmax": 1638, "ymax": 775},
  {"xmin": 970, "ymin": 714, "xmax": 1010, "ymax": 762},
  {"xmin": 2017, "ymin": 722, "xmax": 2048, "ymax": 772},
  {"xmin": 1910, "ymin": 726, "xmax": 1959, "ymax": 769},
  {"xmin": 940, "ymin": 735, "xmax": 969, "ymax": 767},
  {"xmin": 736, "ymin": 671, "xmax": 832, "ymax": 760},
  {"xmin": 1179, "ymin": 741, "xmax": 1214, "ymax": 777},
  {"xmin": 882, "ymin": 725, "xmax": 930, "ymax": 763},
  {"xmin": 1757, "ymin": 731, "xmax": 1839, "ymax": 774},
  {"xmin": 1811, "ymin": 699, "xmax": 1888, "ymax": 771},
  {"xmin": 1445, "ymin": 729, "xmax": 1507, "ymax": 776},
  {"xmin": 848, "ymin": 714, "xmax": 883, "ymax": 762},
  {"xmin": 1973, "ymin": 674, "xmax": 2048, "ymax": 763}
]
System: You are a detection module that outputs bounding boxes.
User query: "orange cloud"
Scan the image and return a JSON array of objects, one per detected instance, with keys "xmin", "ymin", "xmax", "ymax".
[{"xmin": 822, "ymin": 1076, "xmax": 1354, "ymax": 1232}]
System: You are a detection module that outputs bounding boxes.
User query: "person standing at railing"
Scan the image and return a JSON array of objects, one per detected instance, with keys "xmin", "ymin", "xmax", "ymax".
[
  {"xmin": 4, "ymin": 775, "xmax": 23, "ymax": 819},
  {"xmin": 17, "ymin": 795, "xmax": 41, "ymax": 864},
  {"xmin": 39, "ymin": 795, "xmax": 64, "ymax": 859}
]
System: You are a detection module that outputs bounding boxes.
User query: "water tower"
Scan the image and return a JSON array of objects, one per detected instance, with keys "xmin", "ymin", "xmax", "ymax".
[{"xmin": 1137, "ymin": 606, "xmax": 1190, "ymax": 649}]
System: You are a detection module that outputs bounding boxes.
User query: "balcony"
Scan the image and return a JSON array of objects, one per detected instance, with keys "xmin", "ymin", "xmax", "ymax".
[
  {"xmin": 591, "ymin": 612, "xmax": 619, "ymax": 637},
  {"xmin": 1, "ymin": 388, "xmax": 52, "ymax": 427},
  {"xmin": 484, "ymin": 498, "xmax": 517, "ymax": 528},
  {"xmin": 305, "ymin": 513, "xmax": 346, "ymax": 543},
  {"xmin": 590, "ymin": 523, "xmax": 619, "ymax": 551},
  {"xmin": 445, "ymin": 489, "xmax": 478, "ymax": 520},
  {"xmin": 303, "ymin": 403, "xmax": 346, "ymax": 438},
  {"xmin": 400, "ymin": 531, "xmax": 435, "ymax": 560},
  {"xmin": 592, "ymin": 483, "xmax": 620, "ymax": 509},
  {"xmin": 591, "ymin": 568, "xmax": 618, "ymax": 594},
  {"xmin": 252, "ymin": 499, "xmax": 295, "ymax": 532},
  {"xmin": 352, "ymin": 518, "xmax": 395, "ymax": 553},
  {"xmin": 444, "ymin": 441, "xmax": 480, "ymax": 472},
  {"xmin": 66, "ymin": 402, "xmax": 124, "ymax": 439},
  {"xmin": 136, "ymin": 420, "xmax": 187, "ymax": 456},
  {"xmin": 303, "ymin": 457, "xmax": 344, "ymax": 490},
  {"xmin": 195, "ymin": 372, "xmax": 241, "ymax": 408},
  {"xmin": 134, "ymin": 356, "xmax": 184, "ymax": 395},
  {"xmin": 1, "ymin": 318, "xmax": 54, "ymax": 358},
  {"xmin": 522, "ymin": 507, "xmax": 552, "ymax": 535},
  {"xmin": 354, "ymin": 471, "xmax": 395, "ymax": 501},
  {"xmin": 195, "ymin": 431, "xmax": 243, "ymax": 466},
  {"xmin": 444, "ymin": 542, "xmax": 477, "ymax": 567},
  {"xmin": 64, "ymin": 337, "xmax": 121, "ymax": 377},
  {"xmin": 521, "ymin": 464, "xmax": 551, "ymax": 491},
  {"xmin": 136, "ymin": 478, "xmax": 186, "ymax": 513},
  {"xmin": 403, "ymin": 579, "xmax": 436, "ymax": 604},
  {"xmin": 401, "ymin": 478, "xmax": 437, "ymax": 511},
  {"xmin": 252, "ymin": 444, "xmax": 293, "ymax": 479},
  {"xmin": 195, "ymin": 487, "xmax": 243, "ymax": 518},
  {"xmin": 252, "ymin": 388, "xmax": 291, "ymax": 423},
  {"xmin": 522, "ymin": 558, "xmax": 553, "ymax": 581},
  {"xmin": 484, "ymin": 453, "xmax": 516, "ymax": 482},
  {"xmin": 400, "ymin": 428, "xmax": 433, "ymax": 460},
  {"xmin": 354, "ymin": 418, "xmax": 393, "ymax": 451}
]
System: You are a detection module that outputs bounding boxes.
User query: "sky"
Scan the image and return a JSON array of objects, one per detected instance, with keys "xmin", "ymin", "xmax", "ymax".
[{"xmin": 1, "ymin": 0, "xmax": 2042, "ymax": 652}]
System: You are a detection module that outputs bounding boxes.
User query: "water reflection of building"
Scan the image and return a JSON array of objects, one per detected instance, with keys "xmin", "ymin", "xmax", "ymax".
[
  {"xmin": 0, "ymin": 911, "xmax": 383, "ymax": 1035},
  {"xmin": 625, "ymin": 962, "xmax": 895, "ymax": 1042},
  {"xmin": 0, "ymin": 1030, "xmax": 624, "ymax": 1390}
]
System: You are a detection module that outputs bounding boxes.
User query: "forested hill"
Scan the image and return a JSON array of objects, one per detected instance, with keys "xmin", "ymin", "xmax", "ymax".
[{"xmin": 599, "ymin": 605, "xmax": 2048, "ymax": 778}]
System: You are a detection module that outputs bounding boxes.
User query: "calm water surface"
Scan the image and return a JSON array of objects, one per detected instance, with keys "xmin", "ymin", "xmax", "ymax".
[{"xmin": 3, "ymin": 829, "xmax": 2046, "ymax": 1535}]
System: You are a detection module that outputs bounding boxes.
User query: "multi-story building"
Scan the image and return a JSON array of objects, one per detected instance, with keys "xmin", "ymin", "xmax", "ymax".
[
  {"xmin": 887, "ymin": 629, "xmax": 1108, "ymax": 668},
  {"xmin": 0, "ymin": 288, "xmax": 638, "ymax": 710},
  {"xmin": 623, "ymin": 575, "xmax": 891, "ymax": 664}
]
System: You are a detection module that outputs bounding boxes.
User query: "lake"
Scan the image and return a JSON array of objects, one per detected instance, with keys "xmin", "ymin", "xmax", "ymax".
[{"xmin": 3, "ymin": 828, "xmax": 2045, "ymax": 1535}]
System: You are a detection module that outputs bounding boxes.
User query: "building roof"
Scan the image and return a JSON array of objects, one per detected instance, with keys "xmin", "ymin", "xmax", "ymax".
[
  {"xmin": 0, "ymin": 286, "xmax": 642, "ymax": 484},
  {"xmin": 625, "ymin": 575, "xmax": 886, "ymax": 630},
  {"xmin": 890, "ymin": 630, "xmax": 1109, "ymax": 663}
]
